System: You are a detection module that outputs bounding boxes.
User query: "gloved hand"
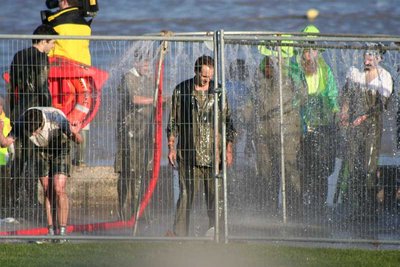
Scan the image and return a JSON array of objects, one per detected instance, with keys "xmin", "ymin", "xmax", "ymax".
[{"xmin": 8, "ymin": 143, "xmax": 15, "ymax": 162}]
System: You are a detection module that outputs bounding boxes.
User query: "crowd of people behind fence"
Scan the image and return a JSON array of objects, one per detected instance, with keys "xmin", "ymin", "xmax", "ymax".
[
  {"xmin": 0, "ymin": 7, "xmax": 399, "ymax": 240},
  {"xmin": 230, "ymin": 26, "xmax": 395, "ymax": 239},
  {"xmin": 163, "ymin": 24, "xmax": 397, "ymax": 237}
]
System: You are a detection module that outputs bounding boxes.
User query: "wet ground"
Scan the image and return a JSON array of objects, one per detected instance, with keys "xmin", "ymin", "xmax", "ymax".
[{"xmin": 1, "ymin": 165, "xmax": 400, "ymax": 250}]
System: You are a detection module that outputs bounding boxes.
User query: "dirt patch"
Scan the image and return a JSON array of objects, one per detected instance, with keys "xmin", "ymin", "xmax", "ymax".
[
  {"xmin": 36, "ymin": 166, "xmax": 118, "ymax": 208},
  {"xmin": 69, "ymin": 165, "xmax": 118, "ymax": 206}
]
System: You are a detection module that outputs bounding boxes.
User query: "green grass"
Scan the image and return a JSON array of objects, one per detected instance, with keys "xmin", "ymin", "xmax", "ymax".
[{"xmin": 0, "ymin": 241, "xmax": 399, "ymax": 267}]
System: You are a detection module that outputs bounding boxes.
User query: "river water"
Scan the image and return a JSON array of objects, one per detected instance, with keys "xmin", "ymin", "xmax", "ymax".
[{"xmin": 0, "ymin": 0, "xmax": 399, "ymax": 35}]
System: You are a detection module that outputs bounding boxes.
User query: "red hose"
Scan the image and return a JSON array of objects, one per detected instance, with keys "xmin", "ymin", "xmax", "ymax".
[{"xmin": 136, "ymin": 63, "xmax": 164, "ymax": 219}]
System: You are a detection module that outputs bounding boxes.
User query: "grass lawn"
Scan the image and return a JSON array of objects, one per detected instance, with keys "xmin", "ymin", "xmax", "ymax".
[{"xmin": 0, "ymin": 241, "xmax": 399, "ymax": 267}]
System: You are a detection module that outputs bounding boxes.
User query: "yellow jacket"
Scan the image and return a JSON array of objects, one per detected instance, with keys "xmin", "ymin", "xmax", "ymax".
[
  {"xmin": 46, "ymin": 7, "xmax": 92, "ymax": 66},
  {"xmin": 0, "ymin": 112, "xmax": 11, "ymax": 165}
]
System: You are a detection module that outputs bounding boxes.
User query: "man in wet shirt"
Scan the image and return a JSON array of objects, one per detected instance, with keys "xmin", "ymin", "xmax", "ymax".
[
  {"xmin": 114, "ymin": 52, "xmax": 154, "ymax": 221},
  {"xmin": 253, "ymin": 55, "xmax": 303, "ymax": 221},
  {"xmin": 339, "ymin": 46, "xmax": 393, "ymax": 235},
  {"xmin": 167, "ymin": 55, "xmax": 236, "ymax": 236}
]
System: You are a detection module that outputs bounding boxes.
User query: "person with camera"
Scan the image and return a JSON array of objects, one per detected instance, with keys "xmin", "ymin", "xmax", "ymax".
[{"xmin": 43, "ymin": 0, "xmax": 93, "ymax": 66}]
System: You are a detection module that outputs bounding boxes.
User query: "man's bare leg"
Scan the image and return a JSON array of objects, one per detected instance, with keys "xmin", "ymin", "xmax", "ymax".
[
  {"xmin": 53, "ymin": 174, "xmax": 69, "ymax": 229},
  {"xmin": 39, "ymin": 176, "xmax": 54, "ymax": 230}
]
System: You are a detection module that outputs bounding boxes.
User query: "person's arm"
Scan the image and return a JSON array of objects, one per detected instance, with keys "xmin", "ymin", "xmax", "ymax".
[
  {"xmin": 0, "ymin": 121, "xmax": 15, "ymax": 148},
  {"xmin": 226, "ymin": 141, "xmax": 234, "ymax": 166},
  {"xmin": 36, "ymin": 57, "xmax": 52, "ymax": 107},
  {"xmin": 9, "ymin": 53, "xmax": 20, "ymax": 119},
  {"xmin": 69, "ymin": 123, "xmax": 84, "ymax": 144},
  {"xmin": 132, "ymin": 95, "xmax": 169, "ymax": 106},
  {"xmin": 225, "ymin": 91, "xmax": 237, "ymax": 167},
  {"xmin": 380, "ymin": 73, "xmax": 394, "ymax": 109},
  {"xmin": 339, "ymin": 80, "xmax": 350, "ymax": 127},
  {"xmin": 59, "ymin": 116, "xmax": 84, "ymax": 144},
  {"xmin": 124, "ymin": 72, "xmax": 154, "ymax": 106},
  {"xmin": 340, "ymin": 67, "xmax": 361, "ymax": 127},
  {"xmin": 166, "ymin": 87, "xmax": 179, "ymax": 167},
  {"xmin": 167, "ymin": 135, "xmax": 177, "ymax": 167},
  {"xmin": 132, "ymin": 95, "xmax": 153, "ymax": 105},
  {"xmin": 326, "ymin": 66, "xmax": 340, "ymax": 114}
]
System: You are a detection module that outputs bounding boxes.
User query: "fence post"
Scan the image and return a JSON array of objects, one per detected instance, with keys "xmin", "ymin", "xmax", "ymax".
[
  {"xmin": 278, "ymin": 44, "xmax": 288, "ymax": 224},
  {"xmin": 219, "ymin": 29, "xmax": 230, "ymax": 244},
  {"xmin": 213, "ymin": 30, "xmax": 220, "ymax": 243}
]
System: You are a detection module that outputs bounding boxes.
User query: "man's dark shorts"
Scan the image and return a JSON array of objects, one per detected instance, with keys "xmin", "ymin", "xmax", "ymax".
[{"xmin": 32, "ymin": 146, "xmax": 71, "ymax": 178}]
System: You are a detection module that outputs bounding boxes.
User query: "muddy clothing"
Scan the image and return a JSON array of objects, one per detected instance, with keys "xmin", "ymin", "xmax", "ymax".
[
  {"xmin": 167, "ymin": 78, "xmax": 236, "ymax": 167},
  {"xmin": 254, "ymin": 71, "xmax": 302, "ymax": 219},
  {"xmin": 115, "ymin": 69, "xmax": 154, "ymax": 174},
  {"xmin": 9, "ymin": 46, "xmax": 52, "ymax": 211},
  {"xmin": 12, "ymin": 107, "xmax": 73, "ymax": 177},
  {"xmin": 174, "ymin": 164, "xmax": 216, "ymax": 236},
  {"xmin": 290, "ymin": 55, "xmax": 339, "ymax": 220},
  {"xmin": 9, "ymin": 46, "xmax": 52, "ymax": 124},
  {"xmin": 167, "ymin": 78, "xmax": 235, "ymax": 236},
  {"xmin": 114, "ymin": 70, "xmax": 154, "ymax": 220},
  {"xmin": 340, "ymin": 66, "xmax": 393, "ymax": 229}
]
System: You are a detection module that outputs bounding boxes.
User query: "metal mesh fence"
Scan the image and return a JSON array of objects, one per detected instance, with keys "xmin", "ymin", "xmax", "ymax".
[
  {"xmin": 0, "ymin": 32, "xmax": 399, "ymax": 244},
  {"xmin": 223, "ymin": 33, "xmax": 400, "ymax": 243}
]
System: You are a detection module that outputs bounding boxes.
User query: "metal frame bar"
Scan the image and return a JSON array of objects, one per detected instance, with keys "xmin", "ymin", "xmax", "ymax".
[
  {"xmin": 228, "ymin": 236, "xmax": 400, "ymax": 246},
  {"xmin": 0, "ymin": 34, "xmax": 213, "ymax": 42},
  {"xmin": 277, "ymin": 45, "xmax": 288, "ymax": 224},
  {"xmin": 219, "ymin": 29, "xmax": 229, "ymax": 244},
  {"xmin": 213, "ymin": 30, "xmax": 220, "ymax": 243},
  {"xmin": 1, "ymin": 32, "xmax": 399, "ymax": 43}
]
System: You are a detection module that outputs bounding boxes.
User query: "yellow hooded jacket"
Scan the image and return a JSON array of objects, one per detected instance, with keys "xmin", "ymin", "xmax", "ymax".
[{"xmin": 46, "ymin": 7, "xmax": 92, "ymax": 66}]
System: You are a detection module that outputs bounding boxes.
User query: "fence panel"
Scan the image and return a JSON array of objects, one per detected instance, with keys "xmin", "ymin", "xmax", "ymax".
[
  {"xmin": 0, "ymin": 33, "xmax": 399, "ymax": 244},
  {"xmin": 224, "ymin": 33, "xmax": 400, "ymax": 243},
  {"xmin": 0, "ymin": 35, "xmax": 218, "ymax": 240}
]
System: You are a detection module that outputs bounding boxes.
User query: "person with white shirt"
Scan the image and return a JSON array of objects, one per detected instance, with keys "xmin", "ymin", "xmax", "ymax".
[
  {"xmin": 339, "ymin": 47, "xmax": 393, "ymax": 237},
  {"xmin": 0, "ymin": 107, "xmax": 83, "ymax": 242}
]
